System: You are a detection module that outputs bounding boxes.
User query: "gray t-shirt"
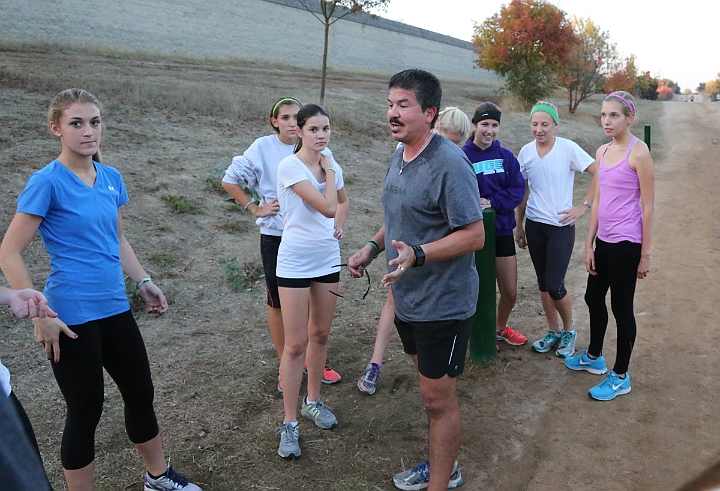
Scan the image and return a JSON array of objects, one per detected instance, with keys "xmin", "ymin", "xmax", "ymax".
[{"xmin": 382, "ymin": 134, "xmax": 483, "ymax": 322}]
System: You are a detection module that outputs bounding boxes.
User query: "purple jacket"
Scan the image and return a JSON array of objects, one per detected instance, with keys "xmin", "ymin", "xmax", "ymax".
[{"xmin": 462, "ymin": 140, "xmax": 526, "ymax": 237}]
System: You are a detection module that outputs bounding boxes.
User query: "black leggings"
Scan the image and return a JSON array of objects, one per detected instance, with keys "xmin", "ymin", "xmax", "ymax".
[
  {"xmin": 525, "ymin": 219, "xmax": 575, "ymax": 300},
  {"xmin": 51, "ymin": 310, "xmax": 159, "ymax": 470},
  {"xmin": 585, "ymin": 239, "xmax": 642, "ymax": 374}
]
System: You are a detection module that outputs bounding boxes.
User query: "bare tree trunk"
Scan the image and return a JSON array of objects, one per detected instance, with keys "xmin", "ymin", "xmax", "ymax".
[{"xmin": 320, "ymin": 20, "xmax": 330, "ymax": 105}]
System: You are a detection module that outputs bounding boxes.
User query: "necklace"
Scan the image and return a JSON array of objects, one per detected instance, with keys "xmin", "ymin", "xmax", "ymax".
[{"xmin": 400, "ymin": 131, "xmax": 434, "ymax": 175}]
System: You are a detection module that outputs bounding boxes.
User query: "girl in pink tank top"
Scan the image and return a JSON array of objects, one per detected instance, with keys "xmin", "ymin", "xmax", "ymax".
[{"xmin": 563, "ymin": 91, "xmax": 655, "ymax": 401}]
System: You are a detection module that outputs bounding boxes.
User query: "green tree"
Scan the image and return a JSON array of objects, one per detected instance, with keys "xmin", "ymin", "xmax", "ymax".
[
  {"xmin": 299, "ymin": 0, "xmax": 390, "ymax": 105},
  {"xmin": 472, "ymin": 0, "xmax": 576, "ymax": 106},
  {"xmin": 637, "ymin": 72, "xmax": 659, "ymax": 100},
  {"xmin": 604, "ymin": 55, "xmax": 639, "ymax": 94},
  {"xmin": 697, "ymin": 82, "xmax": 706, "ymax": 92},
  {"xmin": 557, "ymin": 17, "xmax": 616, "ymax": 114}
]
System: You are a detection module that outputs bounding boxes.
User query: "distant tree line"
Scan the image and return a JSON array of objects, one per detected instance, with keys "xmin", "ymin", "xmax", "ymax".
[{"xmin": 472, "ymin": 0, "xmax": 683, "ymax": 109}]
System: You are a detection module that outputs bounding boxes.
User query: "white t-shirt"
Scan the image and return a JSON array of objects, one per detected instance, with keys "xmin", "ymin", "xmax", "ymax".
[
  {"xmin": 223, "ymin": 135, "xmax": 338, "ymax": 237},
  {"xmin": 276, "ymin": 154, "xmax": 344, "ymax": 278},
  {"xmin": 518, "ymin": 137, "xmax": 594, "ymax": 227},
  {"xmin": 0, "ymin": 359, "xmax": 10, "ymax": 396}
]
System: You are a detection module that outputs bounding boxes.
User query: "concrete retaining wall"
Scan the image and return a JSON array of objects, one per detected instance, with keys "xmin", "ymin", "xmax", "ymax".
[{"xmin": 0, "ymin": 0, "xmax": 499, "ymax": 83}]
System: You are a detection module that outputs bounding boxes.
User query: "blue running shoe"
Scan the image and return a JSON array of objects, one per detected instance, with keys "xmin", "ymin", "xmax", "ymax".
[
  {"xmin": 589, "ymin": 371, "xmax": 631, "ymax": 401},
  {"xmin": 393, "ymin": 460, "xmax": 463, "ymax": 490},
  {"xmin": 532, "ymin": 330, "xmax": 560, "ymax": 353},
  {"xmin": 564, "ymin": 350, "xmax": 607, "ymax": 375}
]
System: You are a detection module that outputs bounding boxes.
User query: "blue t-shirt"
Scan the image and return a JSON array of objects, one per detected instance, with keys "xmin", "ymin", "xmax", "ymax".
[{"xmin": 16, "ymin": 160, "xmax": 130, "ymax": 325}]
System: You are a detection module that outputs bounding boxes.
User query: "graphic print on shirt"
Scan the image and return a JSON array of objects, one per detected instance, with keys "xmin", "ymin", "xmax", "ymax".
[{"xmin": 472, "ymin": 159, "xmax": 505, "ymax": 175}]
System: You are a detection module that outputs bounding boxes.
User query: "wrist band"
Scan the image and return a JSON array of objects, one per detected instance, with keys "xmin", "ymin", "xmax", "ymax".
[
  {"xmin": 136, "ymin": 276, "xmax": 152, "ymax": 290},
  {"xmin": 325, "ymin": 168, "xmax": 336, "ymax": 173},
  {"xmin": 367, "ymin": 241, "xmax": 380, "ymax": 258},
  {"xmin": 244, "ymin": 201, "xmax": 256, "ymax": 210}
]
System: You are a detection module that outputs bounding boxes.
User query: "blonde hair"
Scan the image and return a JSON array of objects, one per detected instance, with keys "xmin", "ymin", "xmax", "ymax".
[
  {"xmin": 604, "ymin": 91, "xmax": 636, "ymax": 118},
  {"xmin": 435, "ymin": 107, "xmax": 472, "ymax": 144},
  {"xmin": 48, "ymin": 88, "xmax": 103, "ymax": 162}
]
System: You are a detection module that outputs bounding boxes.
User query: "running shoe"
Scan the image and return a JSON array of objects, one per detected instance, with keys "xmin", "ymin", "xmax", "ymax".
[
  {"xmin": 555, "ymin": 329, "xmax": 577, "ymax": 358},
  {"xmin": 303, "ymin": 364, "xmax": 342, "ymax": 384},
  {"xmin": 532, "ymin": 330, "xmax": 560, "ymax": 353},
  {"xmin": 301, "ymin": 396, "xmax": 338, "ymax": 429},
  {"xmin": 564, "ymin": 350, "xmax": 607, "ymax": 375},
  {"xmin": 358, "ymin": 362, "xmax": 382, "ymax": 395},
  {"xmin": 589, "ymin": 371, "xmax": 631, "ymax": 401},
  {"xmin": 276, "ymin": 422, "xmax": 301, "ymax": 458},
  {"xmin": 393, "ymin": 460, "xmax": 463, "ymax": 490},
  {"xmin": 496, "ymin": 326, "xmax": 528, "ymax": 346},
  {"xmin": 144, "ymin": 466, "xmax": 202, "ymax": 491},
  {"xmin": 277, "ymin": 373, "xmax": 283, "ymax": 393}
]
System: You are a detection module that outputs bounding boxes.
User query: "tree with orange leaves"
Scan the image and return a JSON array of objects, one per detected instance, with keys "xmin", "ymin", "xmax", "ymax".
[
  {"xmin": 604, "ymin": 55, "xmax": 639, "ymax": 94},
  {"xmin": 473, "ymin": 0, "xmax": 576, "ymax": 106},
  {"xmin": 557, "ymin": 17, "xmax": 616, "ymax": 114}
]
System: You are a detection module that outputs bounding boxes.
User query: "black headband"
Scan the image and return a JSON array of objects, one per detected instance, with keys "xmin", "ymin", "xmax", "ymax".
[{"xmin": 472, "ymin": 110, "xmax": 501, "ymax": 124}]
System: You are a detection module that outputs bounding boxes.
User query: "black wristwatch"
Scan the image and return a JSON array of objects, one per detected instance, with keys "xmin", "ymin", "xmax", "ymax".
[{"xmin": 412, "ymin": 245, "xmax": 425, "ymax": 267}]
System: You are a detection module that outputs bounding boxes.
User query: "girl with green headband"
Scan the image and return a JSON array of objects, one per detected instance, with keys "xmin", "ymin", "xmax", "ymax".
[
  {"xmin": 221, "ymin": 97, "xmax": 345, "ymax": 391},
  {"xmin": 516, "ymin": 100, "xmax": 597, "ymax": 359}
]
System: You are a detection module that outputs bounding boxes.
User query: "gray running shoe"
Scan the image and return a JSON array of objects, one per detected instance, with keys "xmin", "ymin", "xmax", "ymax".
[
  {"xmin": 555, "ymin": 329, "xmax": 577, "ymax": 358},
  {"xmin": 393, "ymin": 460, "xmax": 463, "ymax": 490},
  {"xmin": 301, "ymin": 396, "xmax": 338, "ymax": 429},
  {"xmin": 276, "ymin": 422, "xmax": 301, "ymax": 458},
  {"xmin": 532, "ymin": 330, "xmax": 560, "ymax": 353},
  {"xmin": 144, "ymin": 466, "xmax": 202, "ymax": 491}
]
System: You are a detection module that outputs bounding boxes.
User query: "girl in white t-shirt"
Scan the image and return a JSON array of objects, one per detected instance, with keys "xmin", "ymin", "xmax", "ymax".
[
  {"xmin": 275, "ymin": 104, "xmax": 349, "ymax": 459},
  {"xmin": 515, "ymin": 101, "xmax": 597, "ymax": 359},
  {"xmin": 222, "ymin": 97, "xmax": 343, "ymax": 389}
]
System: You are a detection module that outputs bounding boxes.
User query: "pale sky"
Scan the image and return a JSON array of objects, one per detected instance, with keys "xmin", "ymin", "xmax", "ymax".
[{"xmin": 376, "ymin": 0, "xmax": 719, "ymax": 91}]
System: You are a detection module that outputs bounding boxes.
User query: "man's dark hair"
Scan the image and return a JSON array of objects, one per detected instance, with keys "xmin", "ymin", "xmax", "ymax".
[{"xmin": 389, "ymin": 69, "xmax": 442, "ymax": 127}]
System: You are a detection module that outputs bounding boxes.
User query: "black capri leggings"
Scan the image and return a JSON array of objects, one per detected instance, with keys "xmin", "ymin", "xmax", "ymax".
[
  {"xmin": 51, "ymin": 310, "xmax": 159, "ymax": 470},
  {"xmin": 525, "ymin": 219, "xmax": 575, "ymax": 301},
  {"xmin": 585, "ymin": 238, "xmax": 642, "ymax": 374}
]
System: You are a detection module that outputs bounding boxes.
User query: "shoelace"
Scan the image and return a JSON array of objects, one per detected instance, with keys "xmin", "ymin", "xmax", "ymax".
[
  {"xmin": 366, "ymin": 364, "xmax": 380, "ymax": 380},
  {"xmin": 559, "ymin": 331, "xmax": 574, "ymax": 347},
  {"xmin": 542, "ymin": 332, "xmax": 557, "ymax": 345},
  {"xmin": 164, "ymin": 466, "xmax": 189, "ymax": 486}
]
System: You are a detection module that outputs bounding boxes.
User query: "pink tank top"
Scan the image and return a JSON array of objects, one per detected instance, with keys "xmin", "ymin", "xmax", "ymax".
[{"xmin": 597, "ymin": 137, "xmax": 643, "ymax": 244}]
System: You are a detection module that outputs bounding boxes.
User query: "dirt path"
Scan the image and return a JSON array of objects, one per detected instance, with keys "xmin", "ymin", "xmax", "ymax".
[{"xmin": 496, "ymin": 101, "xmax": 720, "ymax": 491}]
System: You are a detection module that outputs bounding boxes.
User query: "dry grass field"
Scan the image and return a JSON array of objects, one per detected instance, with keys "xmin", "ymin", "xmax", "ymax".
[{"xmin": 6, "ymin": 42, "xmax": 716, "ymax": 491}]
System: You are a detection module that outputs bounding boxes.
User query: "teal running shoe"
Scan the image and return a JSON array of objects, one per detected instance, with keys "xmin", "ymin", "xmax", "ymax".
[
  {"xmin": 532, "ymin": 330, "xmax": 560, "ymax": 353},
  {"xmin": 565, "ymin": 350, "xmax": 607, "ymax": 375},
  {"xmin": 589, "ymin": 371, "xmax": 631, "ymax": 401}
]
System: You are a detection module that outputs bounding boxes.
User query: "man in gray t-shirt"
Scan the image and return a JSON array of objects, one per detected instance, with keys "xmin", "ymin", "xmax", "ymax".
[{"xmin": 349, "ymin": 69, "xmax": 484, "ymax": 491}]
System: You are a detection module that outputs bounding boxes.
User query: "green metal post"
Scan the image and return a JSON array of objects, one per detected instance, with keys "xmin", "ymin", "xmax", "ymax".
[
  {"xmin": 470, "ymin": 207, "xmax": 497, "ymax": 364},
  {"xmin": 644, "ymin": 124, "xmax": 651, "ymax": 152}
]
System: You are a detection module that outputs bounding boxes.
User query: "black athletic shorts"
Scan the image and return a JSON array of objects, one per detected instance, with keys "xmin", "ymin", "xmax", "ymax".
[
  {"xmin": 395, "ymin": 316, "xmax": 472, "ymax": 379},
  {"xmin": 260, "ymin": 234, "xmax": 282, "ymax": 308},
  {"xmin": 276, "ymin": 272, "xmax": 341, "ymax": 288},
  {"xmin": 496, "ymin": 234, "xmax": 516, "ymax": 258}
]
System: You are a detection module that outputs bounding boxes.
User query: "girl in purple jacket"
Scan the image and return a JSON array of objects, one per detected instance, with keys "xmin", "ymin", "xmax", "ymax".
[{"xmin": 462, "ymin": 102, "xmax": 527, "ymax": 346}]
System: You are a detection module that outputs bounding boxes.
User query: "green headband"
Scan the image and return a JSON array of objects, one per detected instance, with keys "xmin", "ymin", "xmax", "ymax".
[
  {"xmin": 530, "ymin": 104, "xmax": 558, "ymax": 124},
  {"xmin": 272, "ymin": 98, "xmax": 301, "ymax": 117}
]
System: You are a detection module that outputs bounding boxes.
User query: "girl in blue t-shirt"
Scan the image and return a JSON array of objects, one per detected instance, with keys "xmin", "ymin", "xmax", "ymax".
[{"xmin": 0, "ymin": 89, "xmax": 201, "ymax": 491}]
